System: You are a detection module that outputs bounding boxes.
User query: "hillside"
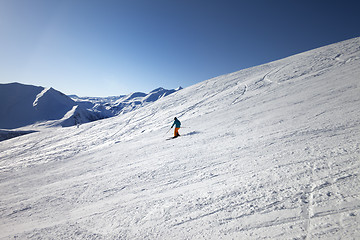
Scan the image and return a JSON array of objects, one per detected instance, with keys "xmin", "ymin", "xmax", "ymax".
[{"xmin": 0, "ymin": 37, "xmax": 359, "ymax": 239}]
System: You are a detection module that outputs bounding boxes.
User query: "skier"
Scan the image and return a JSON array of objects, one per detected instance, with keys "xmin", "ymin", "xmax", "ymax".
[{"xmin": 171, "ymin": 117, "xmax": 181, "ymax": 138}]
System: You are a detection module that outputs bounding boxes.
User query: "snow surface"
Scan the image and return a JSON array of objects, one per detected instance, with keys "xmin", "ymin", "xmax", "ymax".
[{"xmin": 0, "ymin": 37, "xmax": 360, "ymax": 239}]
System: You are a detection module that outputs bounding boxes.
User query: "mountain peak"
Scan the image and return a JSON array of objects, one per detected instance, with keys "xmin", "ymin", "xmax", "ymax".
[{"xmin": 149, "ymin": 87, "xmax": 165, "ymax": 93}]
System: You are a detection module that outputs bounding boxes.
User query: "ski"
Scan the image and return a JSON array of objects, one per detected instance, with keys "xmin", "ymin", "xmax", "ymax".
[{"xmin": 166, "ymin": 136, "xmax": 180, "ymax": 140}]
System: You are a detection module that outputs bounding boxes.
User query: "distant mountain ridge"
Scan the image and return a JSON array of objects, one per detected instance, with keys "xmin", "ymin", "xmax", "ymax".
[
  {"xmin": 0, "ymin": 83, "xmax": 97, "ymax": 129},
  {"xmin": 0, "ymin": 82, "xmax": 181, "ymax": 129},
  {"xmin": 70, "ymin": 86, "xmax": 182, "ymax": 116}
]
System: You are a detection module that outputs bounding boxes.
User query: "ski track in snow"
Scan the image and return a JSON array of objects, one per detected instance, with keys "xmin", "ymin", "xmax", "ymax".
[{"xmin": 0, "ymin": 37, "xmax": 360, "ymax": 239}]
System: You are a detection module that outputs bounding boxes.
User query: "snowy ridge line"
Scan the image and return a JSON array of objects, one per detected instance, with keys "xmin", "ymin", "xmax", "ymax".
[
  {"xmin": 33, "ymin": 87, "xmax": 51, "ymax": 107},
  {"xmin": 71, "ymin": 86, "xmax": 181, "ymax": 118}
]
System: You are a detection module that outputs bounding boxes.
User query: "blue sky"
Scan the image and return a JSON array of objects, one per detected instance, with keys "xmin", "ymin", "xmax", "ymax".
[{"xmin": 1, "ymin": 0, "xmax": 359, "ymax": 97}]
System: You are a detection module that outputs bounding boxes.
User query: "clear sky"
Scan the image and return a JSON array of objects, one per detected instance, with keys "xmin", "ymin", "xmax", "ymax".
[{"xmin": 1, "ymin": 0, "xmax": 359, "ymax": 97}]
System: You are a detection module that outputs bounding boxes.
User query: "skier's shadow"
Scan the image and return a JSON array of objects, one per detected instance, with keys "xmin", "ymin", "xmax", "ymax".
[{"xmin": 183, "ymin": 131, "xmax": 201, "ymax": 136}]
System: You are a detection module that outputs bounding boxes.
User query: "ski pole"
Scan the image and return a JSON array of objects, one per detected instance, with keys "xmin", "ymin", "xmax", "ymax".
[{"xmin": 164, "ymin": 127, "xmax": 171, "ymax": 136}]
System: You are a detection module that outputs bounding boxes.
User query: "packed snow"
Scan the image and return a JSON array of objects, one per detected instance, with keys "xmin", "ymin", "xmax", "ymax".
[{"xmin": 0, "ymin": 37, "xmax": 359, "ymax": 239}]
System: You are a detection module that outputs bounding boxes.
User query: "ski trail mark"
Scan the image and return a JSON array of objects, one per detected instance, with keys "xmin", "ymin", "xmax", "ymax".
[
  {"xmin": 177, "ymin": 90, "xmax": 220, "ymax": 118},
  {"xmin": 301, "ymin": 183, "xmax": 314, "ymax": 240},
  {"xmin": 253, "ymin": 63, "xmax": 292, "ymax": 87},
  {"xmin": 107, "ymin": 110, "xmax": 139, "ymax": 141},
  {"xmin": 301, "ymin": 149, "xmax": 315, "ymax": 240},
  {"xmin": 231, "ymin": 84, "xmax": 248, "ymax": 104}
]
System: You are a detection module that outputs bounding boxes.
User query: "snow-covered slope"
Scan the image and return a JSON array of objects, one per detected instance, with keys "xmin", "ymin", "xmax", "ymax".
[{"xmin": 0, "ymin": 37, "xmax": 359, "ymax": 239}]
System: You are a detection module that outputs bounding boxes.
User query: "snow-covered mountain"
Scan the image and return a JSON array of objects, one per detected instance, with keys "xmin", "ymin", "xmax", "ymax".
[
  {"xmin": 0, "ymin": 83, "xmax": 102, "ymax": 129},
  {"xmin": 0, "ymin": 37, "xmax": 359, "ymax": 239},
  {"xmin": 0, "ymin": 83, "xmax": 181, "ymax": 131},
  {"xmin": 70, "ymin": 87, "xmax": 182, "ymax": 115}
]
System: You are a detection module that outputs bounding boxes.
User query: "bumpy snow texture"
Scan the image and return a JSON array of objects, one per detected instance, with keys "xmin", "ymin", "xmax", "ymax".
[{"xmin": 0, "ymin": 37, "xmax": 359, "ymax": 239}]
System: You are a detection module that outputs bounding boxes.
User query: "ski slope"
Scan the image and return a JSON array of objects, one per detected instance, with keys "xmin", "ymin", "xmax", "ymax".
[{"xmin": 0, "ymin": 37, "xmax": 360, "ymax": 239}]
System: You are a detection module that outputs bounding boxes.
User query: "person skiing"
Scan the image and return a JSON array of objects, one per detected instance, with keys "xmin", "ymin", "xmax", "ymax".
[{"xmin": 171, "ymin": 117, "xmax": 181, "ymax": 138}]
